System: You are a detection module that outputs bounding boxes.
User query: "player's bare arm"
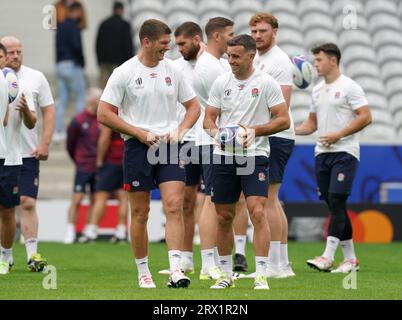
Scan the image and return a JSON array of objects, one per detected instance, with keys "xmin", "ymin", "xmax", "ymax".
[
  {"xmin": 295, "ymin": 112, "xmax": 318, "ymax": 136},
  {"xmin": 319, "ymin": 106, "xmax": 372, "ymax": 146},
  {"xmin": 16, "ymin": 93, "xmax": 36, "ymax": 129},
  {"xmin": 98, "ymin": 100, "xmax": 160, "ymax": 147},
  {"xmin": 252, "ymin": 102, "xmax": 290, "ymax": 137},
  {"xmin": 164, "ymin": 97, "xmax": 200, "ymax": 144},
  {"xmin": 32, "ymin": 104, "xmax": 55, "ymax": 160},
  {"xmin": 203, "ymin": 105, "xmax": 220, "ymax": 139},
  {"xmin": 96, "ymin": 125, "xmax": 112, "ymax": 167},
  {"xmin": 280, "ymin": 85, "xmax": 292, "ymax": 110}
]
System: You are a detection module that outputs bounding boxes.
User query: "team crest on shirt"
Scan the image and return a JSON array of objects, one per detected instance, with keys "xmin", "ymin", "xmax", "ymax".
[
  {"xmin": 13, "ymin": 186, "xmax": 19, "ymax": 195},
  {"xmin": 258, "ymin": 172, "xmax": 266, "ymax": 182},
  {"xmin": 150, "ymin": 73, "xmax": 158, "ymax": 79},
  {"xmin": 251, "ymin": 88, "xmax": 259, "ymax": 98},
  {"xmin": 335, "ymin": 91, "xmax": 341, "ymax": 99},
  {"xmin": 337, "ymin": 173, "xmax": 345, "ymax": 182},
  {"xmin": 165, "ymin": 76, "xmax": 172, "ymax": 87}
]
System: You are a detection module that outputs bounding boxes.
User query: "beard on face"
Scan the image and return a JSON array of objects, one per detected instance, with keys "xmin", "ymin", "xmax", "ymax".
[{"xmin": 183, "ymin": 44, "xmax": 200, "ymax": 61}]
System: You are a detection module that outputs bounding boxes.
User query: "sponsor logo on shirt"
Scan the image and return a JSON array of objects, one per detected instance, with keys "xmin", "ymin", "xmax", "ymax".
[
  {"xmin": 150, "ymin": 73, "xmax": 158, "ymax": 79},
  {"xmin": 238, "ymin": 84, "xmax": 245, "ymax": 91},
  {"xmin": 165, "ymin": 76, "xmax": 172, "ymax": 87},
  {"xmin": 252, "ymin": 88, "xmax": 259, "ymax": 98},
  {"xmin": 135, "ymin": 78, "xmax": 142, "ymax": 86},
  {"xmin": 335, "ymin": 91, "xmax": 341, "ymax": 99}
]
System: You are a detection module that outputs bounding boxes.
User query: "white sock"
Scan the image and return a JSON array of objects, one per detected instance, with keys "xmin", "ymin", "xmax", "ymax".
[
  {"xmin": 340, "ymin": 239, "xmax": 357, "ymax": 261},
  {"xmin": 67, "ymin": 223, "xmax": 75, "ymax": 233},
  {"xmin": 213, "ymin": 247, "xmax": 219, "ymax": 266},
  {"xmin": 280, "ymin": 243, "xmax": 289, "ymax": 267},
  {"xmin": 218, "ymin": 255, "xmax": 232, "ymax": 278},
  {"xmin": 322, "ymin": 236, "xmax": 340, "ymax": 262},
  {"xmin": 267, "ymin": 241, "xmax": 281, "ymax": 269},
  {"xmin": 135, "ymin": 256, "xmax": 151, "ymax": 278},
  {"xmin": 234, "ymin": 235, "xmax": 247, "ymax": 256},
  {"xmin": 168, "ymin": 250, "xmax": 182, "ymax": 272},
  {"xmin": 201, "ymin": 248, "xmax": 215, "ymax": 273},
  {"xmin": 85, "ymin": 224, "xmax": 98, "ymax": 239},
  {"xmin": 255, "ymin": 256, "xmax": 268, "ymax": 276},
  {"xmin": 115, "ymin": 224, "xmax": 126, "ymax": 239},
  {"xmin": 0, "ymin": 247, "xmax": 13, "ymax": 264},
  {"xmin": 25, "ymin": 238, "xmax": 38, "ymax": 261},
  {"xmin": 181, "ymin": 251, "xmax": 194, "ymax": 268}
]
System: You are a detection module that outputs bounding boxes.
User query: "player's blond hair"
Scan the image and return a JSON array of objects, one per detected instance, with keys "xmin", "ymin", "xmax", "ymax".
[{"xmin": 249, "ymin": 13, "xmax": 279, "ymax": 29}]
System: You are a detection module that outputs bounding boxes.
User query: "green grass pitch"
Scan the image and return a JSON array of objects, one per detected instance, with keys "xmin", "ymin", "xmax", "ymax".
[{"xmin": 1, "ymin": 242, "xmax": 401, "ymax": 300}]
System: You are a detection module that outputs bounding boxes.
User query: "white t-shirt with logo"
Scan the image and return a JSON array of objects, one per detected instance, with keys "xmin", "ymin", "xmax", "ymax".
[
  {"xmin": 254, "ymin": 45, "xmax": 295, "ymax": 140},
  {"xmin": 17, "ymin": 65, "xmax": 54, "ymax": 158},
  {"xmin": 207, "ymin": 70, "xmax": 286, "ymax": 157},
  {"xmin": 101, "ymin": 56, "xmax": 196, "ymax": 139},
  {"xmin": 0, "ymin": 73, "xmax": 8, "ymax": 160},
  {"xmin": 172, "ymin": 57, "xmax": 197, "ymax": 142},
  {"xmin": 193, "ymin": 51, "xmax": 231, "ymax": 146},
  {"xmin": 311, "ymin": 75, "xmax": 369, "ymax": 160},
  {"xmin": 3, "ymin": 82, "xmax": 35, "ymax": 165}
]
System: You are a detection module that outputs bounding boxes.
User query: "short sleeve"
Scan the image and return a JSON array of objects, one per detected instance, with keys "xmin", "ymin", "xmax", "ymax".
[
  {"xmin": 347, "ymin": 82, "xmax": 368, "ymax": 111},
  {"xmin": 263, "ymin": 77, "xmax": 286, "ymax": 109},
  {"xmin": 37, "ymin": 73, "xmax": 54, "ymax": 107},
  {"xmin": 176, "ymin": 69, "xmax": 196, "ymax": 104},
  {"xmin": 100, "ymin": 69, "xmax": 125, "ymax": 108},
  {"xmin": 206, "ymin": 77, "xmax": 222, "ymax": 109}
]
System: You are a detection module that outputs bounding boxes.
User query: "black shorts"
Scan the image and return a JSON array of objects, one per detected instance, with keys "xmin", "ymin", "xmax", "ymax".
[
  {"xmin": 211, "ymin": 155, "xmax": 269, "ymax": 204},
  {"xmin": 19, "ymin": 158, "xmax": 40, "ymax": 199},
  {"xmin": 0, "ymin": 160, "xmax": 21, "ymax": 208},
  {"xmin": 123, "ymin": 139, "xmax": 185, "ymax": 192},
  {"xmin": 315, "ymin": 152, "xmax": 359, "ymax": 200},
  {"xmin": 74, "ymin": 170, "xmax": 96, "ymax": 194},
  {"xmin": 95, "ymin": 163, "xmax": 123, "ymax": 192},
  {"xmin": 268, "ymin": 137, "xmax": 295, "ymax": 183}
]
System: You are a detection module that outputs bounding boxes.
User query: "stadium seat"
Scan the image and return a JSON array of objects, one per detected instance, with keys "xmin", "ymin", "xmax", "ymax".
[
  {"xmin": 376, "ymin": 45, "xmax": 402, "ymax": 66},
  {"xmin": 301, "ymin": 12, "xmax": 334, "ymax": 30},
  {"xmin": 338, "ymin": 30, "xmax": 372, "ymax": 48},
  {"xmin": 380, "ymin": 61, "xmax": 402, "ymax": 82},
  {"xmin": 331, "ymin": 0, "xmax": 364, "ymax": 17},
  {"xmin": 372, "ymin": 29, "xmax": 402, "ymax": 48},
  {"xmin": 265, "ymin": 0, "xmax": 297, "ymax": 14},
  {"xmin": 279, "ymin": 43, "xmax": 306, "ymax": 57},
  {"xmin": 360, "ymin": 123, "xmax": 397, "ymax": 140},
  {"xmin": 276, "ymin": 28, "xmax": 304, "ymax": 46},
  {"xmin": 385, "ymin": 77, "xmax": 402, "ymax": 99},
  {"xmin": 353, "ymin": 76, "xmax": 385, "ymax": 94},
  {"xmin": 341, "ymin": 45, "xmax": 377, "ymax": 64},
  {"xmin": 233, "ymin": 12, "xmax": 257, "ymax": 31},
  {"xmin": 231, "ymin": 0, "xmax": 263, "ymax": 16},
  {"xmin": 273, "ymin": 12, "xmax": 300, "ymax": 30},
  {"xmin": 198, "ymin": 0, "xmax": 230, "ymax": 16},
  {"xmin": 368, "ymin": 13, "xmax": 401, "ymax": 31},
  {"xmin": 132, "ymin": 11, "xmax": 167, "ymax": 32},
  {"xmin": 167, "ymin": 12, "xmax": 200, "ymax": 30},
  {"xmin": 365, "ymin": 0, "xmax": 398, "ymax": 18},
  {"xmin": 298, "ymin": 0, "xmax": 331, "ymax": 16},
  {"xmin": 369, "ymin": 109, "xmax": 394, "ymax": 126},
  {"xmin": 365, "ymin": 92, "xmax": 388, "ymax": 110},
  {"xmin": 304, "ymin": 29, "xmax": 338, "ymax": 49},
  {"xmin": 165, "ymin": 0, "xmax": 197, "ymax": 15},
  {"xmin": 131, "ymin": 0, "xmax": 164, "ymax": 15},
  {"xmin": 291, "ymin": 107, "xmax": 310, "ymax": 126}
]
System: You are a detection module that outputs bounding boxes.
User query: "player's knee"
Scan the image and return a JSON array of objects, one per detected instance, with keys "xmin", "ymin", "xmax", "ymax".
[
  {"xmin": 216, "ymin": 209, "xmax": 234, "ymax": 227},
  {"xmin": 20, "ymin": 196, "xmax": 36, "ymax": 212},
  {"xmin": 249, "ymin": 205, "xmax": 266, "ymax": 226},
  {"xmin": 131, "ymin": 206, "xmax": 150, "ymax": 224},
  {"xmin": 164, "ymin": 196, "xmax": 183, "ymax": 216},
  {"xmin": 327, "ymin": 194, "xmax": 347, "ymax": 214}
]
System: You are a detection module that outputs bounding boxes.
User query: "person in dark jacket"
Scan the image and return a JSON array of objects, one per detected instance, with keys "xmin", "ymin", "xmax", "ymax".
[
  {"xmin": 96, "ymin": 1, "xmax": 134, "ymax": 88},
  {"xmin": 55, "ymin": 2, "xmax": 86, "ymax": 142}
]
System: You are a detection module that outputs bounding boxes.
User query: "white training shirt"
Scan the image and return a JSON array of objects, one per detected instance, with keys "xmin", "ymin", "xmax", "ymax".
[
  {"xmin": 101, "ymin": 56, "xmax": 196, "ymax": 139},
  {"xmin": 208, "ymin": 69, "xmax": 286, "ymax": 157},
  {"xmin": 17, "ymin": 65, "xmax": 54, "ymax": 158},
  {"xmin": 311, "ymin": 75, "xmax": 369, "ymax": 161},
  {"xmin": 254, "ymin": 45, "xmax": 295, "ymax": 140},
  {"xmin": 172, "ymin": 57, "xmax": 197, "ymax": 142},
  {"xmin": 3, "ymin": 82, "xmax": 35, "ymax": 165},
  {"xmin": 193, "ymin": 51, "xmax": 231, "ymax": 146},
  {"xmin": 0, "ymin": 73, "xmax": 8, "ymax": 160}
]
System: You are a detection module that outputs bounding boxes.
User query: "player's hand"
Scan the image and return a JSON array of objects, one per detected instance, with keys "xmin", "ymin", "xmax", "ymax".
[
  {"xmin": 239, "ymin": 125, "xmax": 255, "ymax": 148},
  {"xmin": 96, "ymin": 159, "xmax": 103, "ymax": 168},
  {"xmin": 15, "ymin": 94, "xmax": 29, "ymax": 114},
  {"xmin": 163, "ymin": 129, "xmax": 182, "ymax": 144},
  {"xmin": 31, "ymin": 143, "xmax": 49, "ymax": 160},
  {"xmin": 137, "ymin": 129, "xmax": 160, "ymax": 147},
  {"xmin": 319, "ymin": 132, "xmax": 342, "ymax": 147}
]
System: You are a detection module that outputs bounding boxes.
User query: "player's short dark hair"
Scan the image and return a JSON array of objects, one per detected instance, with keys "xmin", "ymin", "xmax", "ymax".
[
  {"xmin": 205, "ymin": 17, "xmax": 234, "ymax": 39},
  {"xmin": 113, "ymin": 1, "xmax": 124, "ymax": 11},
  {"xmin": 68, "ymin": 1, "xmax": 83, "ymax": 12},
  {"xmin": 139, "ymin": 19, "xmax": 172, "ymax": 42},
  {"xmin": 311, "ymin": 43, "xmax": 342, "ymax": 65},
  {"xmin": 174, "ymin": 22, "xmax": 203, "ymax": 40},
  {"xmin": 0, "ymin": 43, "xmax": 6, "ymax": 55},
  {"xmin": 227, "ymin": 34, "xmax": 256, "ymax": 53},
  {"xmin": 249, "ymin": 13, "xmax": 279, "ymax": 29}
]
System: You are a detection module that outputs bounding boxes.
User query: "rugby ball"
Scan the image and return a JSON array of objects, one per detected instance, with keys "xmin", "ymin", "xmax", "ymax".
[
  {"xmin": 218, "ymin": 125, "xmax": 246, "ymax": 152},
  {"xmin": 2, "ymin": 67, "xmax": 19, "ymax": 103},
  {"xmin": 292, "ymin": 55, "xmax": 314, "ymax": 89}
]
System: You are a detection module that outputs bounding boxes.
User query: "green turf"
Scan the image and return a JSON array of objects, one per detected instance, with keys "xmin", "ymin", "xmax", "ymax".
[{"xmin": 0, "ymin": 242, "xmax": 401, "ymax": 300}]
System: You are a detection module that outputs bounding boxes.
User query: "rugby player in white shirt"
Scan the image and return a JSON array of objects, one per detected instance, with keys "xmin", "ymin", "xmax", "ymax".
[
  {"xmin": 296, "ymin": 43, "xmax": 372, "ymax": 273},
  {"xmin": 98, "ymin": 19, "xmax": 200, "ymax": 288}
]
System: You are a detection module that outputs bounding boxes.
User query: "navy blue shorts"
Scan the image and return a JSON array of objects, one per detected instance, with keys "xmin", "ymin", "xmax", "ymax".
[
  {"xmin": 315, "ymin": 152, "xmax": 359, "ymax": 200},
  {"xmin": 96, "ymin": 163, "xmax": 123, "ymax": 192},
  {"xmin": 268, "ymin": 137, "xmax": 295, "ymax": 183},
  {"xmin": 211, "ymin": 155, "xmax": 269, "ymax": 204},
  {"xmin": 123, "ymin": 139, "xmax": 185, "ymax": 192},
  {"xmin": 0, "ymin": 160, "xmax": 21, "ymax": 208},
  {"xmin": 180, "ymin": 141, "xmax": 202, "ymax": 187},
  {"xmin": 74, "ymin": 170, "xmax": 96, "ymax": 194},
  {"xmin": 19, "ymin": 158, "xmax": 40, "ymax": 199}
]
